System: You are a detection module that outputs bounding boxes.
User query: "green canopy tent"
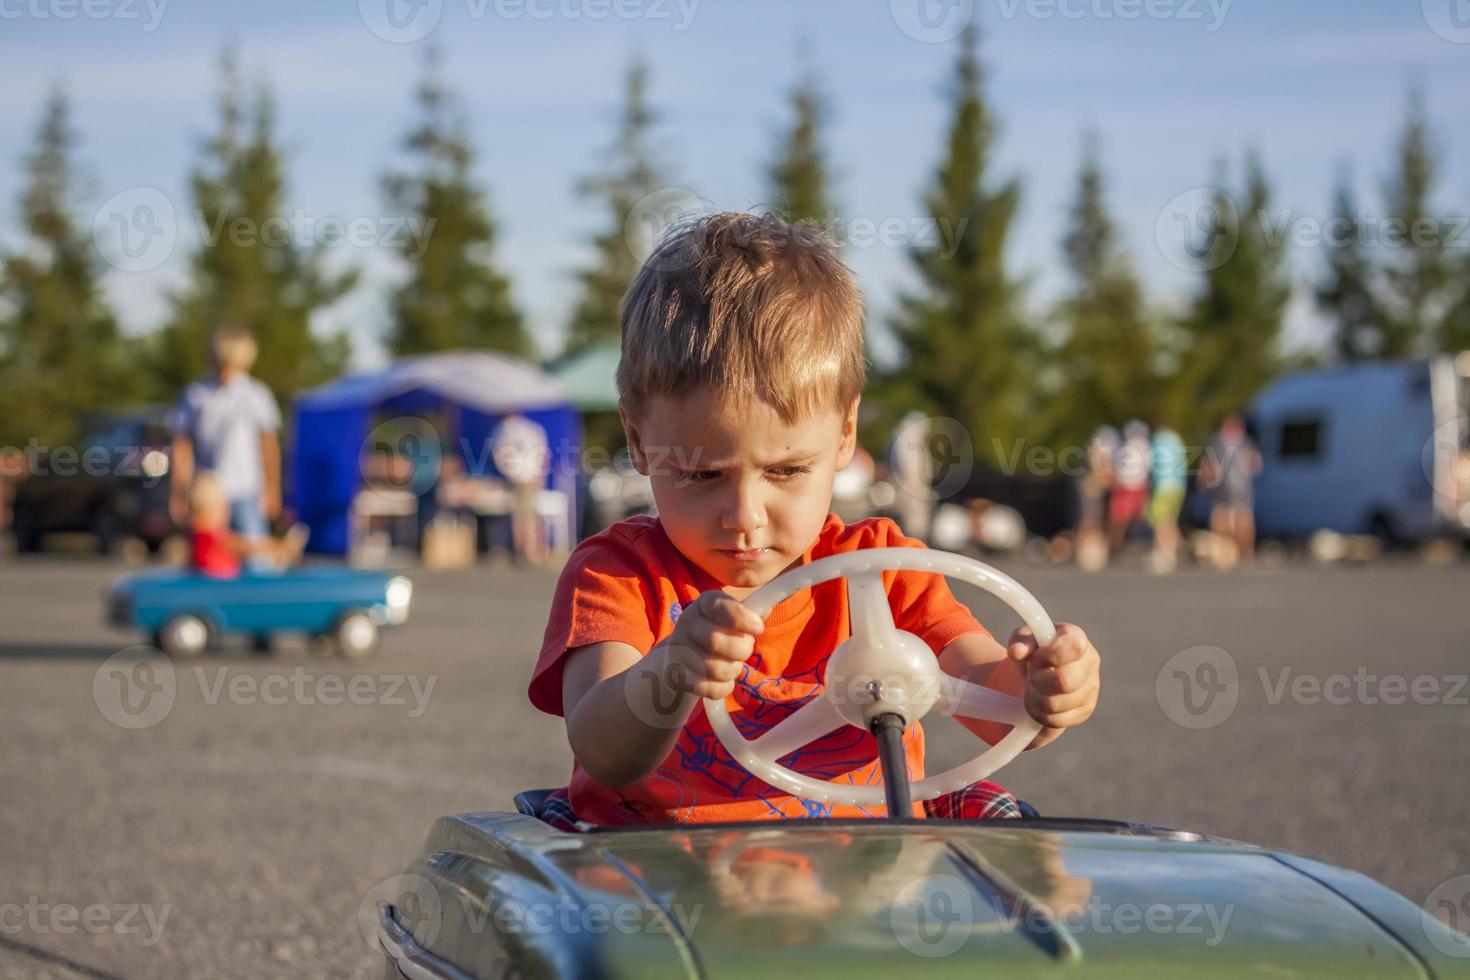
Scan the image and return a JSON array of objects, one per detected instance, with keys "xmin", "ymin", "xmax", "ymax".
[{"xmin": 545, "ymin": 341, "xmax": 623, "ymax": 451}]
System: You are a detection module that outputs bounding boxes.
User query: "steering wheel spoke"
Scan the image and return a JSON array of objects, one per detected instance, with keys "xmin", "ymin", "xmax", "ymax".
[
  {"xmin": 749, "ymin": 695, "xmax": 844, "ymax": 761},
  {"xmin": 937, "ymin": 677, "xmax": 1031, "ymax": 726},
  {"xmin": 846, "ymin": 571, "xmax": 897, "ymax": 645}
]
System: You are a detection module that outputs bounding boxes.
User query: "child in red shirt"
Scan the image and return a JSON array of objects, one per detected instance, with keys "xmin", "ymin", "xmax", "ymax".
[
  {"xmin": 189, "ymin": 473, "xmax": 306, "ymax": 578},
  {"xmin": 529, "ymin": 214, "xmax": 1101, "ymax": 827}
]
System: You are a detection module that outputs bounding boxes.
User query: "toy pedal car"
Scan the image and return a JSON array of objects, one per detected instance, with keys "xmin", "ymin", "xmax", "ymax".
[
  {"xmin": 374, "ymin": 549, "xmax": 1470, "ymax": 978},
  {"xmin": 108, "ymin": 567, "xmax": 412, "ymax": 659}
]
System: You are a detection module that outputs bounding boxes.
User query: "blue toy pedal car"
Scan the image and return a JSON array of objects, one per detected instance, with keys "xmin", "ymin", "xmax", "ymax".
[{"xmin": 108, "ymin": 567, "xmax": 413, "ymax": 659}]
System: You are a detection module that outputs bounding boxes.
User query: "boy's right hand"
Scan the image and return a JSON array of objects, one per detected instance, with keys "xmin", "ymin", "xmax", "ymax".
[{"xmin": 654, "ymin": 591, "xmax": 765, "ymax": 702}]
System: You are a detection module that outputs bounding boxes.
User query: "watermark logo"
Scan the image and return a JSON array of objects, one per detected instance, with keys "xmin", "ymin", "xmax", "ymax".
[
  {"xmin": 93, "ymin": 647, "xmax": 177, "ymax": 730},
  {"xmin": 359, "ymin": 0, "xmax": 443, "ymax": 42},
  {"xmin": 891, "ymin": 0, "xmax": 975, "ymax": 43},
  {"xmin": 92, "ymin": 187, "xmax": 176, "ymax": 273},
  {"xmin": 362, "ymin": 416, "xmax": 443, "ymax": 497},
  {"xmin": 358, "ymin": 873, "xmax": 444, "ymax": 949},
  {"xmin": 626, "ymin": 186, "xmax": 705, "ymax": 271},
  {"xmin": 0, "ymin": 899, "xmax": 173, "ymax": 947},
  {"xmin": 890, "ymin": 415, "xmax": 974, "ymax": 501},
  {"xmin": 1423, "ymin": 875, "xmax": 1470, "ymax": 957},
  {"xmin": 1156, "ymin": 187, "xmax": 1240, "ymax": 272},
  {"xmin": 94, "ymin": 659, "xmax": 438, "ymax": 730},
  {"xmin": 0, "ymin": 0, "xmax": 169, "ymax": 30},
  {"xmin": 993, "ymin": 0, "xmax": 1231, "ymax": 30},
  {"xmin": 1423, "ymin": 0, "xmax": 1470, "ymax": 43},
  {"xmin": 1156, "ymin": 645, "xmax": 1238, "ymax": 730},
  {"xmin": 891, "ymin": 874, "xmax": 975, "ymax": 957},
  {"xmin": 1423, "ymin": 415, "xmax": 1469, "ymax": 511}
]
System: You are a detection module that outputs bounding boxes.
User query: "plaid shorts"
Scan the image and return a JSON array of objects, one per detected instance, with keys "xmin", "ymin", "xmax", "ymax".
[{"xmin": 535, "ymin": 780, "xmax": 1021, "ymax": 832}]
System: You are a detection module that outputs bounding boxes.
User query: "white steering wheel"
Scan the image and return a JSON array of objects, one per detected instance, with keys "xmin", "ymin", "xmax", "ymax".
[{"xmin": 704, "ymin": 548, "xmax": 1054, "ymax": 809}]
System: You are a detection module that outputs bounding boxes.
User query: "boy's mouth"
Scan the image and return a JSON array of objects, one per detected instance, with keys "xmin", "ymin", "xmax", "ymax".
[{"xmin": 718, "ymin": 547, "xmax": 770, "ymax": 562}]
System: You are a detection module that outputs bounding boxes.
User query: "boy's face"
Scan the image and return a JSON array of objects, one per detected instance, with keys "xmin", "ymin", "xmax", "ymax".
[{"xmin": 622, "ymin": 388, "xmax": 859, "ymax": 598}]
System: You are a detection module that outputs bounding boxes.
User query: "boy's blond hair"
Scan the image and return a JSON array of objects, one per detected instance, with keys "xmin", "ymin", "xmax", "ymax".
[
  {"xmin": 616, "ymin": 212, "xmax": 866, "ymax": 423},
  {"xmin": 213, "ymin": 325, "xmax": 258, "ymax": 373},
  {"xmin": 189, "ymin": 472, "xmax": 227, "ymax": 514}
]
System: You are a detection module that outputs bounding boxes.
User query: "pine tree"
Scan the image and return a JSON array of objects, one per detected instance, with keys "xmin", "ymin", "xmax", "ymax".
[
  {"xmin": 1315, "ymin": 165, "xmax": 1384, "ymax": 361},
  {"xmin": 1166, "ymin": 154, "xmax": 1291, "ymax": 440},
  {"xmin": 1048, "ymin": 132, "xmax": 1156, "ymax": 447},
  {"xmin": 0, "ymin": 86, "xmax": 136, "ymax": 448},
  {"xmin": 882, "ymin": 27, "xmax": 1029, "ymax": 467},
  {"xmin": 148, "ymin": 47, "xmax": 355, "ymax": 402},
  {"xmin": 1380, "ymin": 86, "xmax": 1449, "ymax": 358},
  {"xmin": 564, "ymin": 57, "xmax": 666, "ymax": 356},
  {"xmin": 383, "ymin": 47, "xmax": 526, "ymax": 358},
  {"xmin": 767, "ymin": 44, "xmax": 835, "ymax": 228}
]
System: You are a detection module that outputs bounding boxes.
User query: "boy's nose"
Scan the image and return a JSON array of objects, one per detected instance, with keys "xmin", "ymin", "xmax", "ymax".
[{"xmin": 720, "ymin": 478, "xmax": 768, "ymax": 534}]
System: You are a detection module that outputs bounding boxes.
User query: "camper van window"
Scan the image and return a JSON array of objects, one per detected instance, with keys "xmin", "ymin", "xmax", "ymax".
[{"xmin": 1279, "ymin": 419, "xmax": 1322, "ymax": 460}]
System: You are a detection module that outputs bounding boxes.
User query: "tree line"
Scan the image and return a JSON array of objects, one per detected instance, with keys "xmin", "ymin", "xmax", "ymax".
[{"xmin": 1, "ymin": 30, "xmax": 1465, "ymax": 457}]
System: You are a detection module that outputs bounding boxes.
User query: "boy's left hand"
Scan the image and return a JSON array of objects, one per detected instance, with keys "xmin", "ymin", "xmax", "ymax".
[{"xmin": 1007, "ymin": 623, "xmax": 1100, "ymax": 748}]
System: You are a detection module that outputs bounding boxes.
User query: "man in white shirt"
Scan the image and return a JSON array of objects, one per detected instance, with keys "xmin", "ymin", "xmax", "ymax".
[{"xmin": 168, "ymin": 326, "xmax": 283, "ymax": 563}]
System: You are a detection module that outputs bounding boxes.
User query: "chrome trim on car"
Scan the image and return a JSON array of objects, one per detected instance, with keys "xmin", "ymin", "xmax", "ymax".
[{"xmin": 378, "ymin": 906, "xmax": 475, "ymax": 980}]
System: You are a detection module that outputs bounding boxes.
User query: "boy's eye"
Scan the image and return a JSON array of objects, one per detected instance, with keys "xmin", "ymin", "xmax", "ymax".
[{"xmin": 675, "ymin": 465, "xmax": 811, "ymax": 484}]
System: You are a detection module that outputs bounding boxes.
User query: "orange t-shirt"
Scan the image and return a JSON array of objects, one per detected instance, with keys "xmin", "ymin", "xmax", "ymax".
[{"xmin": 529, "ymin": 514, "xmax": 990, "ymax": 825}]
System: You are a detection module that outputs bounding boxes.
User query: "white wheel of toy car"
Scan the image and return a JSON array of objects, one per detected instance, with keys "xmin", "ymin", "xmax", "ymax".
[
  {"xmin": 704, "ymin": 548, "xmax": 1053, "ymax": 809},
  {"xmin": 333, "ymin": 611, "xmax": 379, "ymax": 659},
  {"xmin": 158, "ymin": 613, "xmax": 210, "ymax": 659}
]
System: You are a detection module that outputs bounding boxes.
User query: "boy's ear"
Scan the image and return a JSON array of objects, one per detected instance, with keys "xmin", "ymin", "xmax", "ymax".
[
  {"xmin": 618, "ymin": 403, "xmax": 649, "ymax": 475},
  {"xmin": 835, "ymin": 397, "xmax": 860, "ymax": 469}
]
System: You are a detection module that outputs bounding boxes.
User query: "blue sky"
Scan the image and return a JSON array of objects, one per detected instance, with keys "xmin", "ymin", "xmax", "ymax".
[{"xmin": 2, "ymin": 0, "xmax": 1468, "ymax": 370}]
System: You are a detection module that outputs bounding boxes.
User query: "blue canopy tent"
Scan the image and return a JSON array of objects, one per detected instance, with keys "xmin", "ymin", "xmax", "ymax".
[{"xmin": 288, "ymin": 351, "xmax": 579, "ymax": 556}]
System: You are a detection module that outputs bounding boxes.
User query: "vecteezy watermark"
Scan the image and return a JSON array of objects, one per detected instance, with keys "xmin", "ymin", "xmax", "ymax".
[
  {"xmin": 356, "ymin": 873, "xmax": 698, "ymax": 950},
  {"xmin": 1156, "ymin": 187, "xmax": 1470, "ymax": 273},
  {"xmin": 992, "ymin": 0, "xmax": 1231, "ymax": 30},
  {"xmin": 92, "ymin": 187, "xmax": 177, "ymax": 273},
  {"xmin": 1423, "ymin": 415, "xmax": 1470, "ymax": 512},
  {"xmin": 91, "ymin": 190, "xmax": 437, "ymax": 273},
  {"xmin": 890, "ymin": 0, "xmax": 975, "ymax": 43},
  {"xmin": 1422, "ymin": 0, "xmax": 1470, "ymax": 43},
  {"xmin": 0, "ymin": 438, "xmax": 171, "ymax": 488},
  {"xmin": 1259, "ymin": 667, "xmax": 1468, "ymax": 708},
  {"xmin": 1156, "ymin": 646, "xmax": 1239, "ymax": 730},
  {"xmin": 890, "ymin": 416, "xmax": 974, "ymax": 502},
  {"xmin": 0, "ymin": 899, "xmax": 173, "ymax": 947},
  {"xmin": 988, "ymin": 436, "xmax": 1237, "ymax": 483},
  {"xmin": 361, "ymin": 416, "xmax": 444, "ymax": 497},
  {"xmin": 0, "ymin": 0, "xmax": 168, "ymax": 30},
  {"xmin": 358, "ymin": 0, "xmax": 699, "ymax": 43},
  {"xmin": 1423, "ymin": 875, "xmax": 1470, "ymax": 957},
  {"xmin": 626, "ymin": 190, "xmax": 976, "ymax": 269},
  {"xmin": 93, "ymin": 647, "xmax": 178, "ymax": 731},
  {"xmin": 1157, "ymin": 645, "xmax": 1470, "ymax": 730},
  {"xmin": 93, "ymin": 657, "xmax": 438, "ymax": 730},
  {"xmin": 1156, "ymin": 187, "xmax": 1240, "ymax": 273},
  {"xmin": 890, "ymin": 874, "xmax": 1234, "ymax": 958}
]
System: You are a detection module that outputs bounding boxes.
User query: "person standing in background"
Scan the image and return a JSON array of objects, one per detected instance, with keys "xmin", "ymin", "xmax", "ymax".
[
  {"xmin": 492, "ymin": 413, "xmax": 551, "ymax": 566},
  {"xmin": 889, "ymin": 411, "xmax": 934, "ymax": 542},
  {"xmin": 1206, "ymin": 413, "xmax": 1262, "ymax": 567},
  {"xmin": 168, "ymin": 325, "xmax": 283, "ymax": 570},
  {"xmin": 1076, "ymin": 425, "xmax": 1118, "ymax": 571},
  {"xmin": 1107, "ymin": 421, "xmax": 1151, "ymax": 552},
  {"xmin": 1147, "ymin": 424, "xmax": 1187, "ymax": 574}
]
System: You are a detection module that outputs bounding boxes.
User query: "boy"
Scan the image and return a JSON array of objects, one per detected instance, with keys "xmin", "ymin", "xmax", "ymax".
[
  {"xmin": 529, "ymin": 213, "xmax": 1100, "ymax": 826},
  {"xmin": 189, "ymin": 473, "xmax": 306, "ymax": 578}
]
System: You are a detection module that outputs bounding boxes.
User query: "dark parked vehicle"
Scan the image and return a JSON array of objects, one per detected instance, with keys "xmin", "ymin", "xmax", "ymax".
[{"xmin": 10, "ymin": 409, "xmax": 176, "ymax": 555}]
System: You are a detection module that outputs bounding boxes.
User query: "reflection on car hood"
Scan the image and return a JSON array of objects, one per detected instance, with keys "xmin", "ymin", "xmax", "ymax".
[{"xmin": 393, "ymin": 813, "xmax": 1461, "ymax": 980}]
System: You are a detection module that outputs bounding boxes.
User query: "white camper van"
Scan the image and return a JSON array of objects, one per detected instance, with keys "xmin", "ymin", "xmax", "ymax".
[{"xmin": 1248, "ymin": 354, "xmax": 1470, "ymax": 543}]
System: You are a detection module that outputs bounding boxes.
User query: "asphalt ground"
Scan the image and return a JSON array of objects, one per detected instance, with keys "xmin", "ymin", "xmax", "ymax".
[{"xmin": 1, "ymin": 550, "xmax": 1467, "ymax": 978}]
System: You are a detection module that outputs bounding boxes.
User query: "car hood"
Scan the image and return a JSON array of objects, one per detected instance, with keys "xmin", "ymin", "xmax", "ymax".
[{"xmin": 394, "ymin": 814, "xmax": 1463, "ymax": 980}]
